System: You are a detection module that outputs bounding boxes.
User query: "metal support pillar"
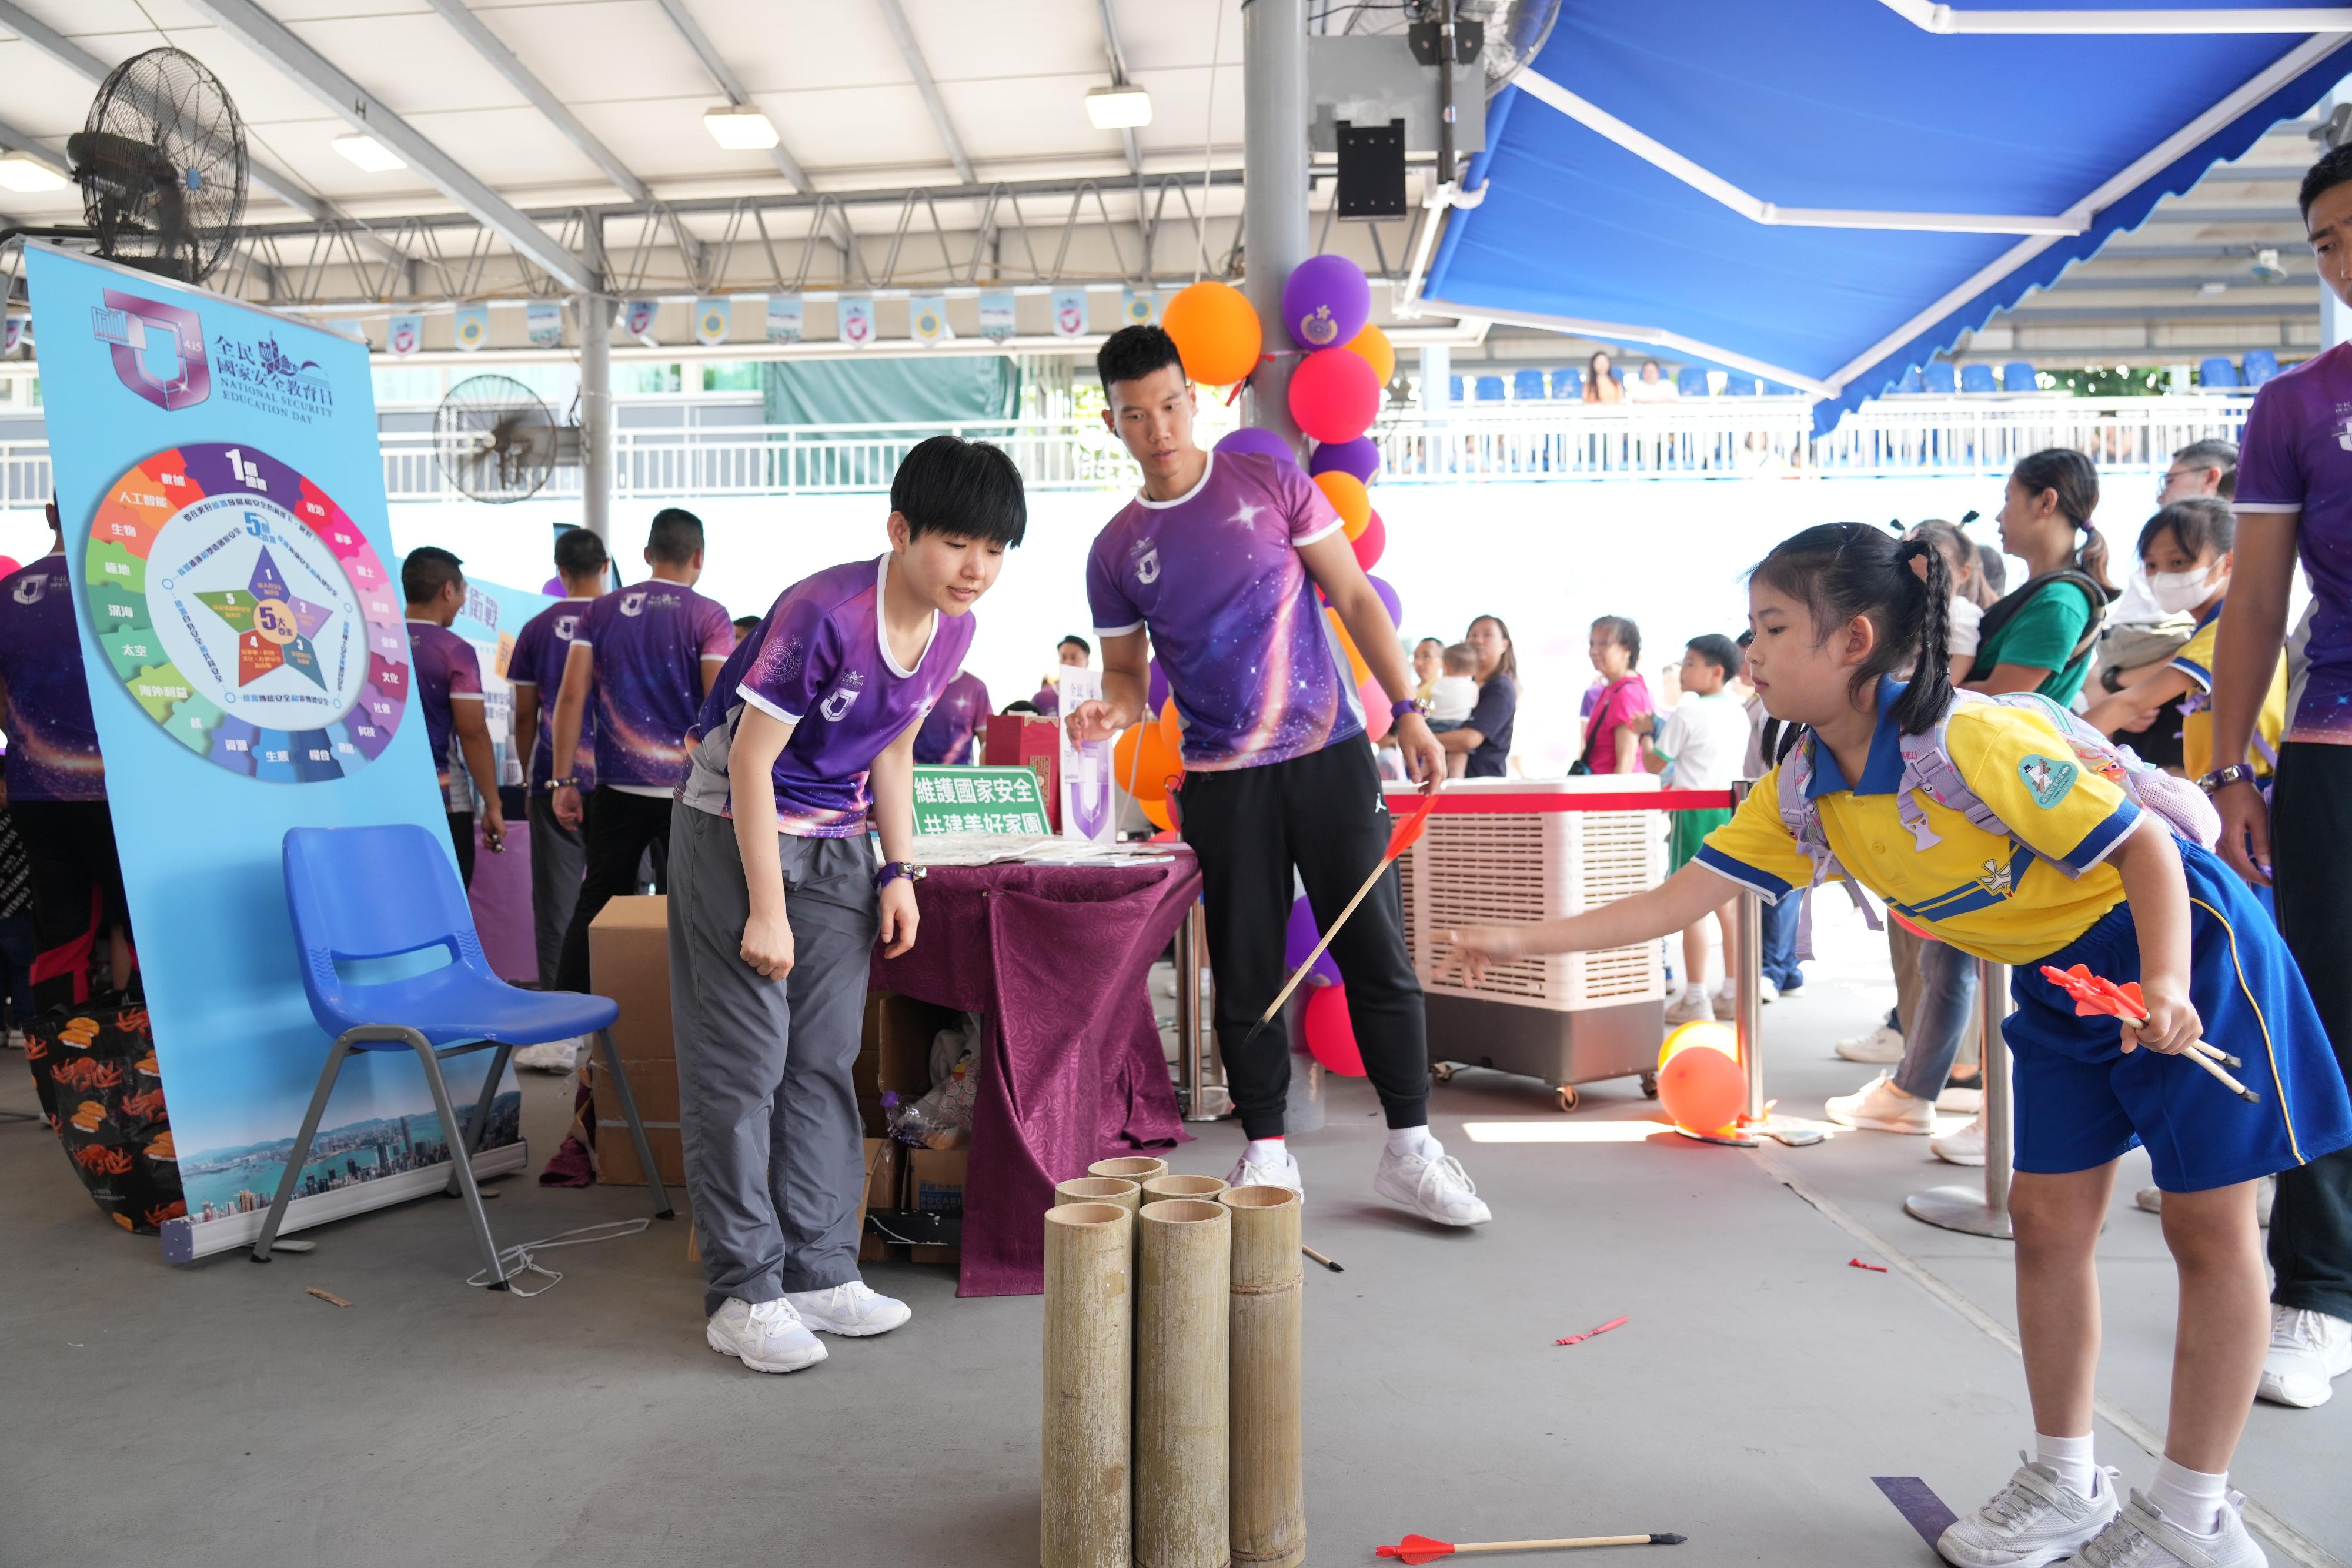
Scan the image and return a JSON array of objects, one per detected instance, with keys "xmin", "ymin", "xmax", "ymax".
[
  {"xmin": 576, "ymin": 292, "xmax": 614, "ymax": 543},
  {"xmin": 1906, "ymin": 958, "xmax": 2015, "ymax": 1238},
  {"xmin": 1241, "ymin": 0, "xmax": 1309, "ymax": 448}
]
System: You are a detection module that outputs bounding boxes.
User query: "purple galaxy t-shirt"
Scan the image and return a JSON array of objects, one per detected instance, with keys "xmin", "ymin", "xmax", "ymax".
[
  {"xmin": 2236, "ymin": 342, "xmax": 2352, "ymax": 743},
  {"xmin": 508, "ymin": 595, "xmax": 597, "ymax": 790},
  {"xmin": 913, "ymin": 668, "xmax": 991, "ymax": 764},
  {"xmin": 681, "ymin": 556, "xmax": 974, "ymax": 837},
  {"xmin": 574, "ymin": 578, "xmax": 733, "ymax": 792},
  {"xmin": 1085, "ymin": 450, "xmax": 1361, "ymax": 770},
  {"xmin": 0, "ymin": 554, "xmax": 105, "ymax": 802},
  {"xmin": 406, "ymin": 618, "xmax": 483, "ymax": 811}
]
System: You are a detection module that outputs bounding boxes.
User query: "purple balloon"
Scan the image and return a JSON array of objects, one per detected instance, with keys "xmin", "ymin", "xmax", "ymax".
[
  {"xmin": 540, "ymin": 576, "xmax": 564, "ymax": 597},
  {"xmin": 1147, "ymin": 657, "xmax": 1169, "ymax": 715},
  {"xmin": 1308, "ymin": 436, "xmax": 1380, "ymax": 485},
  {"xmin": 1215, "ymin": 426, "xmax": 1301, "ymax": 469},
  {"xmin": 1368, "ymin": 574, "xmax": 1402, "ymax": 627},
  {"xmin": 1281, "ymin": 254, "xmax": 1371, "ymax": 352},
  {"xmin": 1284, "ymin": 896, "xmax": 1344, "ymax": 990}
]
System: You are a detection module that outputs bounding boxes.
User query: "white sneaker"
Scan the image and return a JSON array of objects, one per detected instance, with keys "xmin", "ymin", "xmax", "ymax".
[
  {"xmin": 786, "ymin": 1280, "xmax": 912, "ymax": 1338},
  {"xmin": 2137, "ymin": 1176, "xmax": 2274, "ymax": 1227},
  {"xmin": 1759, "ymin": 977, "xmax": 1780, "ymax": 1004},
  {"xmin": 1373, "ymin": 1139, "xmax": 1491, "ymax": 1227},
  {"xmin": 1932, "ymin": 1113, "xmax": 1988, "ymax": 1167},
  {"xmin": 2078, "ymin": 1489, "xmax": 2267, "ymax": 1567},
  {"xmin": 1836, "ymin": 1023, "xmax": 1906, "ymax": 1063},
  {"xmin": 513, "ymin": 1039, "xmax": 579, "ymax": 1074},
  {"xmin": 1825, "ymin": 1072, "xmax": 1935, "ymax": 1134},
  {"xmin": 1663, "ymin": 988, "xmax": 1711, "ymax": 1026},
  {"xmin": 1937, "ymin": 1085, "xmax": 1985, "ymax": 1115},
  {"xmin": 1710, "ymin": 987, "xmax": 1738, "ymax": 1021},
  {"xmin": 706, "ymin": 1296, "xmax": 827, "ymax": 1373},
  {"xmin": 1226, "ymin": 1145, "xmax": 1304, "ymax": 1199},
  {"xmin": 2257, "ymin": 1304, "xmax": 2352, "ymax": 1409},
  {"xmin": 1937, "ymin": 1459, "xmax": 2120, "ymax": 1568}
]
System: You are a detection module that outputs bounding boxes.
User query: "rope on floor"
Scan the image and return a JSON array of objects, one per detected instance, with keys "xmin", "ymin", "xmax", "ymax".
[{"xmin": 465, "ymin": 1218, "xmax": 653, "ymax": 1298}]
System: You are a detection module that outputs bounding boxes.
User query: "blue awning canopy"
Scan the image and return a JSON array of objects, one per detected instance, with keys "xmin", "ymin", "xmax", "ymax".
[{"xmin": 1419, "ymin": 2, "xmax": 2352, "ymax": 433}]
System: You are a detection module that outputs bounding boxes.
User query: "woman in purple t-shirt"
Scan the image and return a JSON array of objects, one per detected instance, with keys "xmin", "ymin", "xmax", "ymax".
[{"xmin": 1582, "ymin": 616, "xmax": 1652, "ymax": 774}]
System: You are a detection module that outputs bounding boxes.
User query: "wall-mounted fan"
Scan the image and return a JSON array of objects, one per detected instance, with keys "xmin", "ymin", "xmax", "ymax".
[
  {"xmin": 66, "ymin": 47, "xmax": 249, "ymax": 284},
  {"xmin": 434, "ymin": 374, "xmax": 583, "ymax": 504}
]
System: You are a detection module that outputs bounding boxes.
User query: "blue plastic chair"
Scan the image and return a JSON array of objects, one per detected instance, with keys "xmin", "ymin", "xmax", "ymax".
[
  {"xmin": 1897, "ymin": 366, "xmax": 1926, "ymax": 394},
  {"xmin": 2002, "ymin": 360, "xmax": 2037, "ymax": 392},
  {"xmin": 1513, "ymin": 367, "xmax": 1547, "ymax": 401},
  {"xmin": 1922, "ymin": 362, "xmax": 1957, "ymax": 393},
  {"xmin": 2199, "ymin": 357, "xmax": 2240, "ymax": 389},
  {"xmin": 2242, "ymin": 349, "xmax": 2279, "ymax": 387},
  {"xmin": 1721, "ymin": 373, "xmax": 1758, "ymax": 396},
  {"xmin": 1960, "ymin": 364, "xmax": 1997, "ymax": 393},
  {"xmin": 1551, "ymin": 368, "xmax": 1581, "ymax": 399},
  {"xmin": 1447, "ymin": 375, "xmax": 1466, "ymax": 403},
  {"xmin": 1677, "ymin": 366, "xmax": 1710, "ymax": 397},
  {"xmin": 1473, "ymin": 375, "xmax": 1506, "ymax": 403},
  {"xmin": 255, "ymin": 824, "xmax": 672, "ymax": 1285}
]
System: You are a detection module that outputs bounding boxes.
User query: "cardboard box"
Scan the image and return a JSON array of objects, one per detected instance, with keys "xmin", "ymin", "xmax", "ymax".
[
  {"xmin": 595, "ymin": 1124, "xmax": 685, "ymax": 1187},
  {"xmin": 855, "ymin": 991, "xmax": 953, "ymax": 1134},
  {"xmin": 858, "ymin": 1136, "xmax": 904, "ymax": 1263},
  {"xmin": 587, "ymin": 897, "xmax": 673, "ymax": 1060},
  {"xmin": 589, "ymin": 1056, "xmax": 680, "ymax": 1125},
  {"xmin": 906, "ymin": 1146, "xmax": 967, "ymax": 1266},
  {"xmin": 983, "ymin": 716, "xmax": 1061, "ymax": 831}
]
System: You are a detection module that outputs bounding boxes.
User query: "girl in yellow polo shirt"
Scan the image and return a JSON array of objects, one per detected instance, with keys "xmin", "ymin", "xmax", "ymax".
[{"xmin": 1442, "ymin": 523, "xmax": 2351, "ymax": 1568}]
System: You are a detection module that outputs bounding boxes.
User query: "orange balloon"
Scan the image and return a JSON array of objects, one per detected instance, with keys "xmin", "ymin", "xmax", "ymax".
[
  {"xmin": 1341, "ymin": 322, "xmax": 1395, "ymax": 387},
  {"xmin": 1158, "ymin": 696, "xmax": 1184, "ymax": 756},
  {"xmin": 1656, "ymin": 1042, "xmax": 1744, "ymax": 1134},
  {"xmin": 1314, "ymin": 472, "xmax": 1372, "ymax": 540},
  {"xmin": 1162, "ymin": 280, "xmax": 1264, "ymax": 387},
  {"xmin": 1326, "ymin": 607, "xmax": 1369, "ymax": 687},
  {"xmin": 1112, "ymin": 723, "xmax": 1165, "ymax": 803},
  {"xmin": 1138, "ymin": 795, "xmax": 1175, "ymax": 832},
  {"xmin": 1659, "ymin": 1020, "xmax": 1739, "ymax": 1069}
]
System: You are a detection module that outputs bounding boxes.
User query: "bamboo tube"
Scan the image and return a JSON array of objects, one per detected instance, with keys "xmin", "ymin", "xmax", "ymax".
[
  {"xmin": 1135, "ymin": 1198, "xmax": 1231, "ymax": 1568},
  {"xmin": 1090, "ymin": 1156, "xmax": 1169, "ymax": 1183},
  {"xmin": 1043, "ymin": 1202, "xmax": 1133, "ymax": 1568},
  {"xmin": 1055, "ymin": 1176, "xmax": 1141, "ymax": 1216},
  {"xmin": 1221, "ymin": 1186, "xmax": 1304, "ymax": 1568},
  {"xmin": 1141, "ymin": 1173, "xmax": 1228, "ymax": 1203}
]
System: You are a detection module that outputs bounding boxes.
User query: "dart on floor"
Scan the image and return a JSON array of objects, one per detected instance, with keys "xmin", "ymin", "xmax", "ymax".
[{"xmin": 1376, "ymin": 1529, "xmax": 1688, "ymax": 1562}]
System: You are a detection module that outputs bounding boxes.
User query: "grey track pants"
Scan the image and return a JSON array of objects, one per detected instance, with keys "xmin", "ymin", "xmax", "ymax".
[
  {"xmin": 526, "ymin": 791, "xmax": 585, "ymax": 991},
  {"xmin": 667, "ymin": 804, "xmax": 878, "ymax": 1316}
]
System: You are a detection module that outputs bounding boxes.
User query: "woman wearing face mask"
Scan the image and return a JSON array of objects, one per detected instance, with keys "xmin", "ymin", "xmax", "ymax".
[{"xmin": 2084, "ymin": 499, "xmax": 2288, "ymax": 781}]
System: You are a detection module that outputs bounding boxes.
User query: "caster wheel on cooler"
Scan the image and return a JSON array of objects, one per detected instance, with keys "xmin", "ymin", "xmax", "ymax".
[
  {"xmin": 1640, "ymin": 1071, "xmax": 1659, "ymax": 1099},
  {"xmin": 1555, "ymin": 1085, "xmax": 1581, "ymax": 1113},
  {"xmin": 1431, "ymin": 1062, "xmax": 1456, "ymax": 1085}
]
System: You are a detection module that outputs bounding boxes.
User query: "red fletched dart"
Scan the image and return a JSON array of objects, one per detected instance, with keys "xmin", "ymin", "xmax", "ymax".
[
  {"xmin": 1387, "ymin": 787, "xmax": 1441, "ymax": 860},
  {"xmin": 1379, "ymin": 1534, "xmax": 1456, "ymax": 1564}
]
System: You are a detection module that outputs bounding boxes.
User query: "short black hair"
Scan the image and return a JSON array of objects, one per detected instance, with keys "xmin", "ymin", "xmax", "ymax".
[
  {"xmin": 1097, "ymin": 324, "xmax": 1185, "ymax": 394},
  {"xmin": 2171, "ymin": 438, "xmax": 2239, "ymax": 501},
  {"xmin": 2139, "ymin": 496, "xmax": 2236, "ymax": 562},
  {"xmin": 402, "ymin": 545, "xmax": 465, "ymax": 605},
  {"xmin": 1686, "ymin": 633, "xmax": 1742, "ymax": 679},
  {"xmin": 1059, "ymin": 634, "xmax": 1090, "ymax": 657},
  {"xmin": 646, "ymin": 507, "xmax": 704, "ymax": 566},
  {"xmin": 892, "ymin": 434, "xmax": 1027, "ymax": 546},
  {"xmin": 733, "ymin": 615, "xmax": 760, "ymax": 636},
  {"xmin": 553, "ymin": 525, "xmax": 608, "ymax": 580},
  {"xmin": 1002, "ymin": 699, "xmax": 1041, "ymax": 715},
  {"xmin": 2301, "ymin": 143, "xmax": 2352, "ymax": 219}
]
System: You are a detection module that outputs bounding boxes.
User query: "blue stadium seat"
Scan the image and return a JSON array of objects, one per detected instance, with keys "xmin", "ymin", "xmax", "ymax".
[
  {"xmin": 1960, "ymin": 364, "xmax": 1997, "ymax": 393},
  {"xmin": 1897, "ymin": 366, "xmax": 1926, "ymax": 394},
  {"xmin": 1722, "ymin": 373, "xmax": 1758, "ymax": 396},
  {"xmin": 2241, "ymin": 350, "xmax": 2279, "ymax": 388},
  {"xmin": 1474, "ymin": 375, "xmax": 1506, "ymax": 403},
  {"xmin": 1922, "ymin": 363, "xmax": 1957, "ymax": 393},
  {"xmin": 1448, "ymin": 375, "xmax": 1465, "ymax": 402},
  {"xmin": 2002, "ymin": 360, "xmax": 2037, "ymax": 392},
  {"xmin": 1677, "ymin": 366, "xmax": 1710, "ymax": 397},
  {"xmin": 2199, "ymin": 357, "xmax": 2240, "ymax": 389},
  {"xmin": 1552, "ymin": 369, "xmax": 1581, "ymax": 399},
  {"xmin": 1514, "ymin": 368, "xmax": 1548, "ymax": 401}
]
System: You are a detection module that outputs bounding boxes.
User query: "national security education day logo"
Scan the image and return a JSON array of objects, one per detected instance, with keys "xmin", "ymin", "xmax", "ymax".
[{"xmin": 83, "ymin": 442, "xmax": 409, "ymax": 781}]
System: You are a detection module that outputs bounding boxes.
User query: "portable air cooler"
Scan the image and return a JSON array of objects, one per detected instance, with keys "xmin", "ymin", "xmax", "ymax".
[{"xmin": 1387, "ymin": 777, "xmax": 1668, "ymax": 1108}]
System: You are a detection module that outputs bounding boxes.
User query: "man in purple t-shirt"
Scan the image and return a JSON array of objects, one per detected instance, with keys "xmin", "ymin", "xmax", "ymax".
[
  {"xmin": 548, "ymin": 508, "xmax": 733, "ymax": 993},
  {"xmin": 2206, "ymin": 146, "xmax": 2352, "ymax": 1410},
  {"xmin": 402, "ymin": 547, "xmax": 504, "ymax": 888},
  {"xmin": 1068, "ymin": 326, "xmax": 1485, "ymax": 1229},
  {"xmin": 508, "ymin": 525, "xmax": 609, "ymax": 990},
  {"xmin": 912, "ymin": 668, "xmax": 990, "ymax": 764},
  {"xmin": 669, "ymin": 437, "xmax": 1023, "ymax": 1374}
]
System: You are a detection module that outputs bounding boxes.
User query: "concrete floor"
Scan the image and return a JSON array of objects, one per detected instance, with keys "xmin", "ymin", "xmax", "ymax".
[{"xmin": 2, "ymin": 903, "xmax": 2347, "ymax": 1568}]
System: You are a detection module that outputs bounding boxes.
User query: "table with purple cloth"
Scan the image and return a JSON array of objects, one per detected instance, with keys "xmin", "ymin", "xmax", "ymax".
[{"xmin": 870, "ymin": 850, "xmax": 1202, "ymax": 1297}]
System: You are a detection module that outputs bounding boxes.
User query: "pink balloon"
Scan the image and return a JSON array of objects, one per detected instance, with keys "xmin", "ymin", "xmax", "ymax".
[
  {"xmin": 1288, "ymin": 348, "xmax": 1381, "ymax": 444},
  {"xmin": 1350, "ymin": 510, "xmax": 1387, "ymax": 573},
  {"xmin": 1303, "ymin": 984, "xmax": 1365, "ymax": 1076},
  {"xmin": 1360, "ymin": 676, "xmax": 1392, "ymax": 742}
]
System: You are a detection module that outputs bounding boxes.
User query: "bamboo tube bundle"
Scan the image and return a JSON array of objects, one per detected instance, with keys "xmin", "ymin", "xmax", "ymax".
[
  {"xmin": 1043, "ymin": 1202, "xmax": 1134, "ymax": 1568},
  {"xmin": 1141, "ymin": 1172, "xmax": 1228, "ymax": 1203},
  {"xmin": 1089, "ymin": 1156, "xmax": 1169, "ymax": 1184},
  {"xmin": 1135, "ymin": 1198, "xmax": 1231, "ymax": 1568},
  {"xmin": 1055, "ymin": 1176, "xmax": 1142, "ymax": 1216},
  {"xmin": 1221, "ymin": 1186, "xmax": 1305, "ymax": 1568}
]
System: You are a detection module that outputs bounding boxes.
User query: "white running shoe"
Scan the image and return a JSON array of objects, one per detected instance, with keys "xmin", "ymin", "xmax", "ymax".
[
  {"xmin": 1836, "ymin": 1023, "xmax": 1906, "ymax": 1064},
  {"xmin": 513, "ymin": 1039, "xmax": 579, "ymax": 1074},
  {"xmin": 1933, "ymin": 1113, "xmax": 1988, "ymax": 1168},
  {"xmin": 1825, "ymin": 1072, "xmax": 1936, "ymax": 1134},
  {"xmin": 1373, "ymin": 1141, "xmax": 1491, "ymax": 1227},
  {"xmin": 786, "ymin": 1280, "xmax": 912, "ymax": 1338},
  {"xmin": 1663, "ymin": 988, "xmax": 1711, "ymax": 1026},
  {"xmin": 706, "ymin": 1296, "xmax": 827, "ymax": 1373},
  {"xmin": 1937, "ymin": 1459, "xmax": 2120, "ymax": 1568},
  {"xmin": 1227, "ymin": 1145, "xmax": 1305, "ymax": 1199},
  {"xmin": 2257, "ymin": 1304, "xmax": 2352, "ymax": 1409},
  {"xmin": 1759, "ymin": 977, "xmax": 1780, "ymax": 1004},
  {"xmin": 1937, "ymin": 1085, "xmax": 1986, "ymax": 1115},
  {"xmin": 2077, "ymin": 1489, "xmax": 2267, "ymax": 1567},
  {"xmin": 1710, "ymin": 987, "xmax": 1738, "ymax": 1021}
]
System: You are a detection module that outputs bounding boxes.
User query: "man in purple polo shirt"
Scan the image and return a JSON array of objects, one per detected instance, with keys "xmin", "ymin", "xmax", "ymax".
[
  {"xmin": 671, "ymin": 436, "xmax": 1024, "ymax": 1374},
  {"xmin": 911, "ymin": 667, "xmax": 990, "ymax": 764},
  {"xmin": 509, "ymin": 526, "xmax": 609, "ymax": 991},
  {"xmin": 549, "ymin": 508, "xmax": 733, "ymax": 993},
  {"xmin": 2206, "ymin": 144, "xmax": 2352, "ymax": 1412},
  {"xmin": 1067, "ymin": 326, "xmax": 1484, "ymax": 1228},
  {"xmin": 402, "ymin": 547, "xmax": 503, "ymax": 888}
]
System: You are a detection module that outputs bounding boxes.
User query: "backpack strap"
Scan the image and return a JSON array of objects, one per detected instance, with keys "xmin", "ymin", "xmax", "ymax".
[
  {"xmin": 1772, "ymin": 729, "xmax": 1883, "ymax": 931},
  {"xmin": 1970, "ymin": 570, "xmax": 2110, "ymax": 684}
]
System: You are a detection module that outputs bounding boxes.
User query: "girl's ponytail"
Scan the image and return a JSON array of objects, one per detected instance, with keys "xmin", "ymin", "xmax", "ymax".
[
  {"xmin": 1889, "ymin": 537, "xmax": 1953, "ymax": 734},
  {"xmin": 2076, "ymin": 523, "xmax": 2115, "ymax": 596}
]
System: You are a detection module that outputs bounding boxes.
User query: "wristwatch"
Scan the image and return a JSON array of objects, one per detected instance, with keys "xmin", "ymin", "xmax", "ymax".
[
  {"xmin": 1390, "ymin": 696, "xmax": 1431, "ymax": 723},
  {"xmin": 546, "ymin": 775, "xmax": 579, "ymax": 791},
  {"xmin": 875, "ymin": 860, "xmax": 928, "ymax": 890},
  {"xmin": 2196, "ymin": 763, "xmax": 2259, "ymax": 795}
]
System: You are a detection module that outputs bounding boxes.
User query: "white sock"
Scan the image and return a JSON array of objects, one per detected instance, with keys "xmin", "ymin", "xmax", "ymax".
[
  {"xmin": 2145, "ymin": 1457, "xmax": 2228, "ymax": 1536},
  {"xmin": 1385, "ymin": 1126, "xmax": 1436, "ymax": 1159},
  {"xmin": 2034, "ymin": 1432, "xmax": 2099, "ymax": 1500},
  {"xmin": 1244, "ymin": 1137, "xmax": 1288, "ymax": 1168}
]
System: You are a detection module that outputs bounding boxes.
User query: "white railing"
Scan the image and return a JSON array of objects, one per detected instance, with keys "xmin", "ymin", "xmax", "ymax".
[{"xmin": 1, "ymin": 394, "xmax": 2256, "ymax": 507}]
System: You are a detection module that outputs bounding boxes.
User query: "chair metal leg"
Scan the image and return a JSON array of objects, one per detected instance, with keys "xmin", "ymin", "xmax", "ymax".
[
  {"xmin": 405, "ymin": 1034, "xmax": 510, "ymax": 1289},
  {"xmin": 593, "ymin": 1027, "xmax": 674, "ymax": 1219},
  {"xmin": 251, "ymin": 1036, "xmax": 355, "ymax": 1263},
  {"xmin": 446, "ymin": 1041, "xmax": 514, "ymax": 1199}
]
